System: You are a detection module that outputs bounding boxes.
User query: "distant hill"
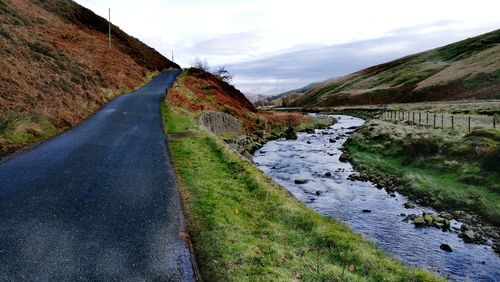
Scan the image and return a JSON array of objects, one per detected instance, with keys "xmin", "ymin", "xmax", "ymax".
[
  {"xmin": 289, "ymin": 29, "xmax": 500, "ymax": 108},
  {"xmin": 0, "ymin": 0, "xmax": 178, "ymax": 155},
  {"xmin": 254, "ymin": 81, "xmax": 322, "ymax": 106}
]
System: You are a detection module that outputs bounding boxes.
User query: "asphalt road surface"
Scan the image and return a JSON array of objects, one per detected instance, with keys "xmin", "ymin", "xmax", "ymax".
[{"xmin": 0, "ymin": 70, "xmax": 195, "ymax": 281}]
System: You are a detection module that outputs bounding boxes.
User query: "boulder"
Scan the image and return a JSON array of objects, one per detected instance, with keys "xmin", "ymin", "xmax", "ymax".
[
  {"xmin": 414, "ymin": 216, "xmax": 426, "ymax": 226},
  {"xmin": 362, "ymin": 209, "xmax": 372, "ymax": 213},
  {"xmin": 294, "ymin": 179, "xmax": 308, "ymax": 184},
  {"xmin": 329, "ymin": 138, "xmax": 336, "ymax": 143},
  {"xmin": 403, "ymin": 202, "xmax": 415, "ymax": 209},
  {"xmin": 324, "ymin": 172, "xmax": 332, "ymax": 177},
  {"xmin": 440, "ymin": 244, "xmax": 453, "ymax": 252},
  {"xmin": 285, "ymin": 128, "xmax": 298, "ymax": 140},
  {"xmin": 306, "ymin": 129, "xmax": 315, "ymax": 134},
  {"xmin": 460, "ymin": 230, "xmax": 485, "ymax": 244},
  {"xmin": 438, "ymin": 212, "xmax": 453, "ymax": 220},
  {"xmin": 461, "ymin": 230, "xmax": 478, "ymax": 243},
  {"xmin": 339, "ymin": 152, "xmax": 350, "ymax": 162},
  {"xmin": 424, "ymin": 214, "xmax": 434, "ymax": 224}
]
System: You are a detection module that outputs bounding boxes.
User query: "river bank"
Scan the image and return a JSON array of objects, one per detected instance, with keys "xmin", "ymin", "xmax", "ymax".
[
  {"xmin": 254, "ymin": 115, "xmax": 500, "ymax": 280},
  {"xmin": 221, "ymin": 114, "xmax": 335, "ymax": 161},
  {"xmin": 163, "ymin": 109, "xmax": 441, "ymax": 280},
  {"xmin": 342, "ymin": 118, "xmax": 500, "ymax": 256}
]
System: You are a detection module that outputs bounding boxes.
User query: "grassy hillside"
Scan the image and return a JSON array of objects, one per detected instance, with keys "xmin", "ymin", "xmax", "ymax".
[
  {"xmin": 0, "ymin": 0, "xmax": 178, "ymax": 156},
  {"xmin": 163, "ymin": 70, "xmax": 442, "ymax": 281},
  {"xmin": 290, "ymin": 29, "xmax": 500, "ymax": 108}
]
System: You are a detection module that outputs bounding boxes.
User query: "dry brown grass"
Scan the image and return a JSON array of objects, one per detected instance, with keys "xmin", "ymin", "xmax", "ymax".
[
  {"xmin": 416, "ymin": 44, "xmax": 500, "ymax": 90},
  {"xmin": 0, "ymin": 0, "xmax": 176, "ymax": 156}
]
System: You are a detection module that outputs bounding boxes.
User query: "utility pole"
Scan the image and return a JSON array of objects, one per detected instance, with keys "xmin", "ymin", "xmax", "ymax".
[
  {"xmin": 108, "ymin": 8, "xmax": 111, "ymax": 48},
  {"xmin": 171, "ymin": 50, "xmax": 174, "ymax": 62}
]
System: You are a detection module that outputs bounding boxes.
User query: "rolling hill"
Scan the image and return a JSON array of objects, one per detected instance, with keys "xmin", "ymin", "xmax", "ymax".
[
  {"xmin": 253, "ymin": 81, "xmax": 322, "ymax": 106},
  {"xmin": 289, "ymin": 29, "xmax": 500, "ymax": 108},
  {"xmin": 0, "ymin": 0, "xmax": 178, "ymax": 156}
]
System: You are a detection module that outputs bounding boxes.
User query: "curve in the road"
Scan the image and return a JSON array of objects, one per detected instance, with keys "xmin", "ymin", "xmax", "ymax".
[{"xmin": 0, "ymin": 70, "xmax": 195, "ymax": 281}]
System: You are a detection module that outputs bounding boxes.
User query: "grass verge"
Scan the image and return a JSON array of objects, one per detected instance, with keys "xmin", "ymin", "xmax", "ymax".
[
  {"xmin": 162, "ymin": 102, "xmax": 442, "ymax": 281},
  {"xmin": 345, "ymin": 120, "xmax": 500, "ymax": 226}
]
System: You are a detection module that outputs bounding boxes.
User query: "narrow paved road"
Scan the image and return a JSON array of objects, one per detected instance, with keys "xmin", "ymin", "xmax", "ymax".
[{"xmin": 0, "ymin": 70, "xmax": 195, "ymax": 281}]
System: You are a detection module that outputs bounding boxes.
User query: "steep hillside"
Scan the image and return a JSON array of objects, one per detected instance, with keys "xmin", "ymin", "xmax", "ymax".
[
  {"xmin": 0, "ymin": 0, "xmax": 178, "ymax": 156},
  {"xmin": 290, "ymin": 29, "xmax": 500, "ymax": 107},
  {"xmin": 168, "ymin": 68, "xmax": 311, "ymax": 133}
]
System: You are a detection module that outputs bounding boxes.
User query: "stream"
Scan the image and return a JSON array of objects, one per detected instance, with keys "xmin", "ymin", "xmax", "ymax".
[{"xmin": 254, "ymin": 115, "xmax": 500, "ymax": 281}]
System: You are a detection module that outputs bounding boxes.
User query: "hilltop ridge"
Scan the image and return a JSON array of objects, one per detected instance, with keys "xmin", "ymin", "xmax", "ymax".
[{"xmin": 275, "ymin": 29, "xmax": 500, "ymax": 107}]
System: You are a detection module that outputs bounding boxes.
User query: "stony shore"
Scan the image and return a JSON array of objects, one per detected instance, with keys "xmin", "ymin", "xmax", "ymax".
[
  {"xmin": 341, "ymin": 144, "xmax": 500, "ymax": 255},
  {"xmin": 223, "ymin": 115, "xmax": 336, "ymax": 161}
]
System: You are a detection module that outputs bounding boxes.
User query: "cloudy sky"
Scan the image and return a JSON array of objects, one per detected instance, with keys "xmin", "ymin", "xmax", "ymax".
[{"xmin": 75, "ymin": 0, "xmax": 500, "ymax": 95}]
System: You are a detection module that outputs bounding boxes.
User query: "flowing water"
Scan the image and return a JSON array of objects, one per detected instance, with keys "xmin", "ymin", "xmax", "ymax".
[{"xmin": 254, "ymin": 115, "xmax": 500, "ymax": 281}]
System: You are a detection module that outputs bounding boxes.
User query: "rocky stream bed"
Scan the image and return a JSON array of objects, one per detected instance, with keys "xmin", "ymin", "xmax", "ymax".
[{"xmin": 253, "ymin": 115, "xmax": 500, "ymax": 281}]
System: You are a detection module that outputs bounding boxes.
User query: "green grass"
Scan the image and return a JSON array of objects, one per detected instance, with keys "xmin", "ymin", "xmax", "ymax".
[
  {"xmin": 346, "ymin": 120, "xmax": 500, "ymax": 226},
  {"xmin": 162, "ymin": 102, "xmax": 442, "ymax": 281}
]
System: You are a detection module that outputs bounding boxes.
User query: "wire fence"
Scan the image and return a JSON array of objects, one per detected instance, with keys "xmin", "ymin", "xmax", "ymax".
[{"xmin": 380, "ymin": 110, "xmax": 498, "ymax": 132}]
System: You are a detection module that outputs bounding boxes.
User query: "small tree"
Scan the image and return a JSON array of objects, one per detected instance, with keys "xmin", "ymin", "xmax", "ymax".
[
  {"xmin": 213, "ymin": 65, "xmax": 233, "ymax": 82},
  {"xmin": 191, "ymin": 57, "xmax": 210, "ymax": 72}
]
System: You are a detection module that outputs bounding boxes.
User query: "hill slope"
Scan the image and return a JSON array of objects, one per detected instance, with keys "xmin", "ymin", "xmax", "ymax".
[
  {"xmin": 290, "ymin": 29, "xmax": 500, "ymax": 107},
  {"xmin": 0, "ymin": 0, "xmax": 178, "ymax": 155},
  {"xmin": 167, "ymin": 68, "xmax": 314, "ymax": 133},
  {"xmin": 254, "ymin": 81, "xmax": 322, "ymax": 106}
]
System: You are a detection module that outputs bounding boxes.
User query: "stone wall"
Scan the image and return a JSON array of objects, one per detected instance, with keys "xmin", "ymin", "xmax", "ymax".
[{"xmin": 198, "ymin": 111, "xmax": 243, "ymax": 135}]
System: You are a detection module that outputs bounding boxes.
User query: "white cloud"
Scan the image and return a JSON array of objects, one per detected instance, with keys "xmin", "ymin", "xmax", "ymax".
[{"xmin": 75, "ymin": 0, "xmax": 500, "ymax": 94}]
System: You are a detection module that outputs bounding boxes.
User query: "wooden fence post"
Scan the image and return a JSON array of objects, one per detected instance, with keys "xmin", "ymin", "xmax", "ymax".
[
  {"xmin": 434, "ymin": 114, "xmax": 436, "ymax": 127},
  {"xmin": 426, "ymin": 113, "xmax": 429, "ymax": 124},
  {"xmin": 468, "ymin": 116, "xmax": 471, "ymax": 132},
  {"xmin": 419, "ymin": 112, "xmax": 421, "ymax": 124},
  {"xmin": 451, "ymin": 115, "xmax": 454, "ymax": 130},
  {"xmin": 413, "ymin": 112, "xmax": 415, "ymax": 123}
]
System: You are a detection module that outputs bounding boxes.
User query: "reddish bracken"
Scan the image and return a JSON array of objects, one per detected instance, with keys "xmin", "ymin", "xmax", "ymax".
[{"xmin": 167, "ymin": 69, "xmax": 311, "ymax": 134}]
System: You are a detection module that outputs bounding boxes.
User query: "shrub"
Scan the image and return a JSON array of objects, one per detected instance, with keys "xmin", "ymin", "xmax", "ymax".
[
  {"xmin": 0, "ymin": 112, "xmax": 20, "ymax": 135},
  {"xmin": 28, "ymin": 41, "xmax": 56, "ymax": 58},
  {"xmin": 482, "ymin": 146, "xmax": 500, "ymax": 172},
  {"xmin": 441, "ymin": 160, "xmax": 460, "ymax": 171},
  {"xmin": 465, "ymin": 129, "xmax": 500, "ymax": 142},
  {"xmin": 212, "ymin": 65, "xmax": 233, "ymax": 82},
  {"xmin": 401, "ymin": 136, "xmax": 440, "ymax": 164},
  {"xmin": 191, "ymin": 57, "xmax": 210, "ymax": 72}
]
